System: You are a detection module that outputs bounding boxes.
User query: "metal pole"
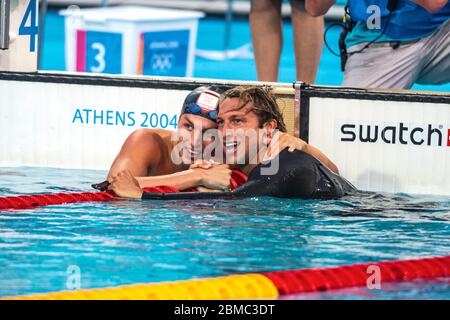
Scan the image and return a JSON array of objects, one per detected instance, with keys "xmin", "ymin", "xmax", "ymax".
[
  {"xmin": 0, "ymin": 0, "xmax": 10, "ymax": 50},
  {"xmin": 38, "ymin": 0, "xmax": 48, "ymax": 69},
  {"xmin": 223, "ymin": 0, "xmax": 233, "ymax": 53}
]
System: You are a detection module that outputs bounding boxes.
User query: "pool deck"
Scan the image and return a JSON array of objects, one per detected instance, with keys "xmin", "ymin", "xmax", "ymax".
[{"xmin": 46, "ymin": 0, "xmax": 345, "ymax": 19}]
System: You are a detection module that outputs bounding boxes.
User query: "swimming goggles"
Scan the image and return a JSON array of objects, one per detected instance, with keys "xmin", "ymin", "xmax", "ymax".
[{"xmin": 184, "ymin": 102, "xmax": 218, "ymax": 121}]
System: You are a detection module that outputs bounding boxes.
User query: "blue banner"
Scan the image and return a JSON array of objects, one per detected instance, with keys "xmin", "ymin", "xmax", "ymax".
[
  {"xmin": 142, "ymin": 30, "xmax": 190, "ymax": 76},
  {"xmin": 86, "ymin": 31, "xmax": 122, "ymax": 74}
]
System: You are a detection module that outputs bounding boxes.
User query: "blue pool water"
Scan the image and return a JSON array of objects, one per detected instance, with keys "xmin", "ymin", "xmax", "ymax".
[
  {"xmin": 40, "ymin": 10, "xmax": 450, "ymax": 92},
  {"xmin": 0, "ymin": 167, "xmax": 449, "ymax": 299}
]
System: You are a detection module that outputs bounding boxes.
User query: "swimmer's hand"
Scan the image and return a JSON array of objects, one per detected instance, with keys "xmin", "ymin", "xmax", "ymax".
[
  {"xmin": 192, "ymin": 164, "xmax": 232, "ymax": 191},
  {"xmin": 263, "ymin": 132, "xmax": 340, "ymax": 174},
  {"xmin": 189, "ymin": 159, "xmax": 221, "ymax": 170},
  {"xmin": 108, "ymin": 170, "xmax": 143, "ymax": 199},
  {"xmin": 263, "ymin": 132, "xmax": 307, "ymax": 160}
]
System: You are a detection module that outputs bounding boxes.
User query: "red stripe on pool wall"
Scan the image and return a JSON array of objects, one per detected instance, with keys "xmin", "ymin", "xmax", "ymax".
[
  {"xmin": 136, "ymin": 33, "xmax": 144, "ymax": 75},
  {"xmin": 447, "ymin": 129, "xmax": 450, "ymax": 147},
  {"xmin": 76, "ymin": 30, "xmax": 87, "ymax": 72}
]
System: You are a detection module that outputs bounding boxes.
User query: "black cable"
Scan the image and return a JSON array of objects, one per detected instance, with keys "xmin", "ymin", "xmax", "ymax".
[
  {"xmin": 350, "ymin": 9, "xmax": 393, "ymax": 55},
  {"xmin": 324, "ymin": 6, "xmax": 395, "ymax": 58},
  {"xmin": 324, "ymin": 23, "xmax": 346, "ymax": 57}
]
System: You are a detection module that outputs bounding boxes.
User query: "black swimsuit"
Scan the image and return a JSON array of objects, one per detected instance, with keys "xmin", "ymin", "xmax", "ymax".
[{"xmin": 142, "ymin": 150, "xmax": 356, "ymax": 200}]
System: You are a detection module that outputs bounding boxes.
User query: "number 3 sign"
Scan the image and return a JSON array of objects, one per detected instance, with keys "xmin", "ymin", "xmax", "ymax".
[{"xmin": 76, "ymin": 30, "xmax": 122, "ymax": 74}]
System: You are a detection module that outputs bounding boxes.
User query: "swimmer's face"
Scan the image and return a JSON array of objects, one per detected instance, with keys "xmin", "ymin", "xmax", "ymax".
[
  {"xmin": 217, "ymin": 97, "xmax": 266, "ymax": 165},
  {"xmin": 177, "ymin": 114, "xmax": 217, "ymax": 164}
]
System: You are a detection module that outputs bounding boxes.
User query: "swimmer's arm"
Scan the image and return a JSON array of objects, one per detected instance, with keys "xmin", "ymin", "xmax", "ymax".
[
  {"xmin": 303, "ymin": 144, "xmax": 340, "ymax": 175},
  {"xmin": 108, "ymin": 129, "xmax": 229, "ymax": 191},
  {"xmin": 110, "ymin": 157, "xmax": 206, "ymax": 190},
  {"xmin": 109, "ymin": 169, "xmax": 205, "ymax": 199},
  {"xmin": 272, "ymin": 133, "xmax": 339, "ymax": 174},
  {"xmin": 135, "ymin": 169, "xmax": 203, "ymax": 191},
  {"xmin": 137, "ymin": 164, "xmax": 231, "ymax": 191},
  {"xmin": 108, "ymin": 129, "xmax": 163, "ymax": 180},
  {"xmin": 305, "ymin": 0, "xmax": 336, "ymax": 17},
  {"xmin": 108, "ymin": 170, "xmax": 237, "ymax": 200}
]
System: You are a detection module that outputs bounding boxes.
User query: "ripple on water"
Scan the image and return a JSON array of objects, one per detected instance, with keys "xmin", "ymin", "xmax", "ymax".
[{"xmin": 0, "ymin": 167, "xmax": 449, "ymax": 298}]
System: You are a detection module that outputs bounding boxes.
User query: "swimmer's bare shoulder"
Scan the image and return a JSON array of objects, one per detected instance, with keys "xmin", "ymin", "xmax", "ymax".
[{"xmin": 108, "ymin": 128, "xmax": 181, "ymax": 179}]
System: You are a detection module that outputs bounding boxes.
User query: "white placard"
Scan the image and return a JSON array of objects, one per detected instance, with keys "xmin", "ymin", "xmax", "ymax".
[
  {"xmin": 0, "ymin": 0, "xmax": 39, "ymax": 72},
  {"xmin": 308, "ymin": 97, "xmax": 450, "ymax": 196},
  {"xmin": 0, "ymin": 79, "xmax": 187, "ymax": 170}
]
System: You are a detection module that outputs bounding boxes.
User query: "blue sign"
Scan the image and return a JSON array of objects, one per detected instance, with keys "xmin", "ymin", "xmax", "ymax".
[
  {"xmin": 85, "ymin": 31, "xmax": 122, "ymax": 74},
  {"xmin": 142, "ymin": 30, "xmax": 190, "ymax": 76}
]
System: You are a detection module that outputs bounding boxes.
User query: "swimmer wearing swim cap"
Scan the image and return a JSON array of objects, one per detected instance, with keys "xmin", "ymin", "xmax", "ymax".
[
  {"xmin": 209, "ymin": 86, "xmax": 354, "ymax": 198},
  {"xmin": 100, "ymin": 85, "xmax": 326, "ymax": 197},
  {"xmin": 109, "ymin": 87, "xmax": 351, "ymax": 200}
]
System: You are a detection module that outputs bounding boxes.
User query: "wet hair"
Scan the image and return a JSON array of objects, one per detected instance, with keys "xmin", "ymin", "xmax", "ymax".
[{"xmin": 221, "ymin": 86, "xmax": 287, "ymax": 132}]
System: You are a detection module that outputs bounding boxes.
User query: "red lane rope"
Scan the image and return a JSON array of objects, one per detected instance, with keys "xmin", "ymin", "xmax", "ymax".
[
  {"xmin": 0, "ymin": 191, "xmax": 120, "ymax": 211},
  {"xmin": 262, "ymin": 255, "xmax": 450, "ymax": 295},
  {"xmin": 0, "ymin": 187, "xmax": 186, "ymax": 211}
]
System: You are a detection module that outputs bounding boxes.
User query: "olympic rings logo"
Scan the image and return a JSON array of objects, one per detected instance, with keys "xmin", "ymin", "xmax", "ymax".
[{"xmin": 151, "ymin": 54, "xmax": 174, "ymax": 72}]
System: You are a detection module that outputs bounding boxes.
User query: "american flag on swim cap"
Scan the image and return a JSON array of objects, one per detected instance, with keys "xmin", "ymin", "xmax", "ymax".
[
  {"xmin": 196, "ymin": 89, "xmax": 220, "ymax": 112},
  {"xmin": 180, "ymin": 85, "xmax": 232, "ymax": 121}
]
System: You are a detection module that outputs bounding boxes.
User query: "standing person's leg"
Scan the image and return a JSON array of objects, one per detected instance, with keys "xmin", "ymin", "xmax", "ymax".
[
  {"xmin": 342, "ymin": 42, "xmax": 423, "ymax": 89},
  {"xmin": 290, "ymin": 0, "xmax": 324, "ymax": 83},
  {"xmin": 250, "ymin": 0, "xmax": 283, "ymax": 81},
  {"xmin": 416, "ymin": 20, "xmax": 450, "ymax": 86},
  {"xmin": 343, "ymin": 20, "xmax": 450, "ymax": 90}
]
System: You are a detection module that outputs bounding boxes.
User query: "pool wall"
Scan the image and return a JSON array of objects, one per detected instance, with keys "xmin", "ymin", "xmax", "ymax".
[{"xmin": 1, "ymin": 71, "xmax": 449, "ymax": 195}]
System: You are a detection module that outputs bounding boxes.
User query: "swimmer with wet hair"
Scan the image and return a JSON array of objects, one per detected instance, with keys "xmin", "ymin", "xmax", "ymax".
[
  {"xmin": 110, "ymin": 86, "xmax": 355, "ymax": 200},
  {"xmin": 93, "ymin": 86, "xmax": 233, "ymax": 193},
  {"xmin": 98, "ymin": 86, "xmax": 333, "ymax": 197}
]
